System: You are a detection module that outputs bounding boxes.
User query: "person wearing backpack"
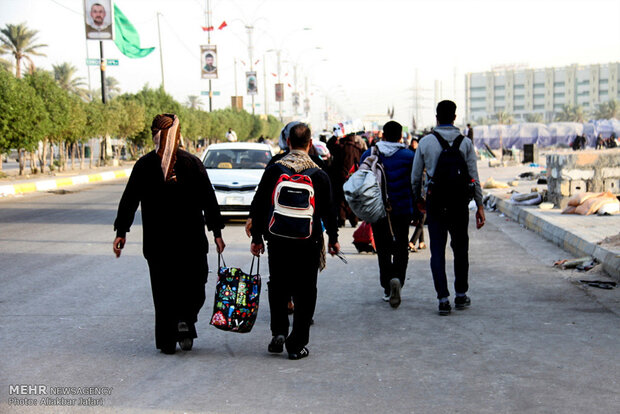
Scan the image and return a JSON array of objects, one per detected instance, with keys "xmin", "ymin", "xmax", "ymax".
[
  {"xmin": 250, "ymin": 123, "xmax": 340, "ymax": 360},
  {"xmin": 359, "ymin": 121, "xmax": 414, "ymax": 308},
  {"xmin": 411, "ymin": 100, "xmax": 485, "ymax": 316}
]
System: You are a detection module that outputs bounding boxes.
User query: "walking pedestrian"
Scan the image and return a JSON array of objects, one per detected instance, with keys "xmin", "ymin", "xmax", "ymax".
[
  {"xmin": 226, "ymin": 127, "xmax": 238, "ymax": 142},
  {"xmin": 408, "ymin": 137, "xmax": 426, "ymax": 252},
  {"xmin": 411, "ymin": 100, "xmax": 485, "ymax": 315},
  {"xmin": 250, "ymin": 122, "xmax": 340, "ymax": 360},
  {"xmin": 113, "ymin": 114, "xmax": 225, "ymax": 354},
  {"xmin": 360, "ymin": 121, "xmax": 414, "ymax": 308}
]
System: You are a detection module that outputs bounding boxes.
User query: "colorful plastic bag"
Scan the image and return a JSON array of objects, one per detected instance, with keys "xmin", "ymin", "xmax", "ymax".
[{"xmin": 210, "ymin": 255, "xmax": 261, "ymax": 333}]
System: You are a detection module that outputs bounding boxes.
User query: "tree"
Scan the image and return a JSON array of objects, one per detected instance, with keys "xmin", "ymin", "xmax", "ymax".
[
  {"xmin": 493, "ymin": 111, "xmax": 514, "ymax": 125},
  {"xmin": 53, "ymin": 62, "xmax": 88, "ymax": 99},
  {"xmin": 116, "ymin": 97, "xmax": 146, "ymax": 159},
  {"xmin": 593, "ymin": 99, "xmax": 619, "ymax": 120},
  {"xmin": 131, "ymin": 85, "xmax": 182, "ymax": 148},
  {"xmin": 185, "ymin": 95, "xmax": 203, "ymax": 109},
  {"xmin": 555, "ymin": 104, "xmax": 587, "ymax": 123},
  {"xmin": 25, "ymin": 71, "xmax": 72, "ymax": 172},
  {"xmin": 525, "ymin": 113, "xmax": 543, "ymax": 123},
  {"xmin": 0, "ymin": 70, "xmax": 48, "ymax": 174},
  {"xmin": 0, "ymin": 23, "xmax": 47, "ymax": 78}
]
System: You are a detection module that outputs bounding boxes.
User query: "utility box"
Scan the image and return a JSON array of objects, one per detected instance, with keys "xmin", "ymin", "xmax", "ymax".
[{"xmin": 523, "ymin": 143, "xmax": 538, "ymax": 164}]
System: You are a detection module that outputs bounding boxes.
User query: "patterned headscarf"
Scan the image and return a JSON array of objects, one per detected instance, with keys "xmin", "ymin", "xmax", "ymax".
[{"xmin": 151, "ymin": 114, "xmax": 181, "ymax": 182}]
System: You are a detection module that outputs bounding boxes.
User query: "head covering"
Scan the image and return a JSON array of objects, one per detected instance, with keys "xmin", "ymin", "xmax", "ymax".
[
  {"xmin": 151, "ymin": 113, "xmax": 181, "ymax": 182},
  {"xmin": 278, "ymin": 121, "xmax": 302, "ymax": 150}
]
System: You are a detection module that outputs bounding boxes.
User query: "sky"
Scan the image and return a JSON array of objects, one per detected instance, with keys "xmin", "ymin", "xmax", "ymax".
[{"xmin": 1, "ymin": 0, "xmax": 619, "ymax": 131}]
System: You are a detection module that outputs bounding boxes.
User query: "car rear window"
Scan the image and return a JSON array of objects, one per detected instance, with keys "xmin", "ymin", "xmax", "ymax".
[{"xmin": 203, "ymin": 149, "xmax": 272, "ymax": 169}]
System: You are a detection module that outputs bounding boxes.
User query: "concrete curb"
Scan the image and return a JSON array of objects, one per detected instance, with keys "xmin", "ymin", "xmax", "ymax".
[
  {"xmin": 487, "ymin": 192, "xmax": 620, "ymax": 281},
  {"xmin": 0, "ymin": 168, "xmax": 132, "ymax": 197}
]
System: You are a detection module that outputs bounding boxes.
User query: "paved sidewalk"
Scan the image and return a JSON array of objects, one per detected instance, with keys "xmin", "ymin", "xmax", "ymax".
[
  {"xmin": 478, "ymin": 160, "xmax": 620, "ymax": 280},
  {"xmin": 0, "ymin": 161, "xmax": 134, "ymax": 197}
]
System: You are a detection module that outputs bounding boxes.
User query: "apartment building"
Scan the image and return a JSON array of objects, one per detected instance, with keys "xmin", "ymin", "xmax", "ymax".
[{"xmin": 465, "ymin": 62, "xmax": 619, "ymax": 123}]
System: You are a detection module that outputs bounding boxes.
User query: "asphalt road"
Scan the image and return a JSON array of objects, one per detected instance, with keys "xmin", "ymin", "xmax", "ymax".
[{"xmin": 1, "ymin": 179, "xmax": 619, "ymax": 414}]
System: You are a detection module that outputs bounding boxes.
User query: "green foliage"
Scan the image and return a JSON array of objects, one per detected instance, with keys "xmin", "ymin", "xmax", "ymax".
[
  {"xmin": 52, "ymin": 62, "xmax": 88, "ymax": 99},
  {"xmin": 554, "ymin": 104, "xmax": 588, "ymax": 123},
  {"xmin": 0, "ymin": 22, "xmax": 47, "ymax": 78},
  {"xmin": 524, "ymin": 113, "xmax": 544, "ymax": 123},
  {"xmin": 25, "ymin": 70, "xmax": 71, "ymax": 143},
  {"xmin": 493, "ymin": 111, "xmax": 514, "ymax": 125},
  {"xmin": 593, "ymin": 99, "xmax": 619, "ymax": 120},
  {"xmin": 0, "ymin": 69, "xmax": 48, "ymax": 152}
]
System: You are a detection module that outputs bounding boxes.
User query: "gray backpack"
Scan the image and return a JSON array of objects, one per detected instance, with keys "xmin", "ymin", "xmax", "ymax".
[{"xmin": 343, "ymin": 146, "xmax": 391, "ymax": 223}]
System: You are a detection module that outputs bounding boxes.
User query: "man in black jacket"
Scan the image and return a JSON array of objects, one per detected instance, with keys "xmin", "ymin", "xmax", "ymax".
[
  {"xmin": 113, "ymin": 114, "xmax": 225, "ymax": 354},
  {"xmin": 250, "ymin": 123, "xmax": 339, "ymax": 360}
]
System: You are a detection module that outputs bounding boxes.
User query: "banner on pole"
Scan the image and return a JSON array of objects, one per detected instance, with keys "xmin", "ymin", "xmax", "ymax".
[
  {"xmin": 84, "ymin": 0, "xmax": 114, "ymax": 40},
  {"xmin": 201, "ymin": 45, "xmax": 218, "ymax": 79},
  {"xmin": 275, "ymin": 83, "xmax": 284, "ymax": 102},
  {"xmin": 246, "ymin": 71, "xmax": 258, "ymax": 95}
]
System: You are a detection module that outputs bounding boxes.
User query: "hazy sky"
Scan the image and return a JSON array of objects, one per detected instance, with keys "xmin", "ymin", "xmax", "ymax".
[{"xmin": 1, "ymin": 0, "xmax": 619, "ymax": 130}]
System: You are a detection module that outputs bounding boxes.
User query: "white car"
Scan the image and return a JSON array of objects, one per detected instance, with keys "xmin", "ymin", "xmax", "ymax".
[{"xmin": 202, "ymin": 142, "xmax": 276, "ymax": 216}]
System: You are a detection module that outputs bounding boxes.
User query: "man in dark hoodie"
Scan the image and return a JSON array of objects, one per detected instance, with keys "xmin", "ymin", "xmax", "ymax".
[
  {"xmin": 360, "ymin": 121, "xmax": 414, "ymax": 308},
  {"xmin": 411, "ymin": 100, "xmax": 485, "ymax": 316}
]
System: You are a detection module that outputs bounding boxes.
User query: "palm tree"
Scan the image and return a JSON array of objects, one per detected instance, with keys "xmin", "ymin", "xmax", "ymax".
[
  {"xmin": 555, "ymin": 104, "xmax": 587, "ymax": 123},
  {"xmin": 92, "ymin": 76, "xmax": 122, "ymax": 100},
  {"xmin": 0, "ymin": 22, "xmax": 47, "ymax": 78},
  {"xmin": 525, "ymin": 113, "xmax": 543, "ymax": 123},
  {"xmin": 53, "ymin": 62, "xmax": 88, "ymax": 99},
  {"xmin": 494, "ymin": 111, "xmax": 514, "ymax": 125},
  {"xmin": 593, "ymin": 100, "xmax": 619, "ymax": 120},
  {"xmin": 186, "ymin": 95, "xmax": 203, "ymax": 109}
]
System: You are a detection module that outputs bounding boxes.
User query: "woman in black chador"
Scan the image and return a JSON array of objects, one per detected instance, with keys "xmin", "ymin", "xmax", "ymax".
[{"xmin": 113, "ymin": 114, "xmax": 225, "ymax": 354}]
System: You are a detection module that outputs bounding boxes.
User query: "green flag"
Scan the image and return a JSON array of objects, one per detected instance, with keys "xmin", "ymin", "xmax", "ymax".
[{"xmin": 114, "ymin": 4, "xmax": 154, "ymax": 58}]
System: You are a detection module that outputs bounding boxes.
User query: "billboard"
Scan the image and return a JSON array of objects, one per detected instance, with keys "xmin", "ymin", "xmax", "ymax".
[
  {"xmin": 246, "ymin": 71, "xmax": 257, "ymax": 95},
  {"xmin": 201, "ymin": 45, "xmax": 218, "ymax": 79},
  {"xmin": 84, "ymin": 0, "xmax": 114, "ymax": 40},
  {"xmin": 275, "ymin": 83, "xmax": 284, "ymax": 102}
]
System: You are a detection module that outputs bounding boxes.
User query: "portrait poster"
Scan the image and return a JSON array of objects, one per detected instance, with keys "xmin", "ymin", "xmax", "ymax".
[
  {"xmin": 246, "ymin": 71, "xmax": 258, "ymax": 96},
  {"xmin": 84, "ymin": 0, "xmax": 114, "ymax": 40},
  {"xmin": 275, "ymin": 83, "xmax": 284, "ymax": 102},
  {"xmin": 201, "ymin": 45, "xmax": 218, "ymax": 79}
]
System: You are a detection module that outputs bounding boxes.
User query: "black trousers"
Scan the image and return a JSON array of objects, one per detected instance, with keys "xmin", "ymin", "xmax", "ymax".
[
  {"xmin": 146, "ymin": 254, "xmax": 208, "ymax": 349},
  {"xmin": 409, "ymin": 213, "xmax": 426, "ymax": 246},
  {"xmin": 267, "ymin": 238, "xmax": 320, "ymax": 353},
  {"xmin": 427, "ymin": 205, "xmax": 469, "ymax": 300},
  {"xmin": 371, "ymin": 214, "xmax": 411, "ymax": 295}
]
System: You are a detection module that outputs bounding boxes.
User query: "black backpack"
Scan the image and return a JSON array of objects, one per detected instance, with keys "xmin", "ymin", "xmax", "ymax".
[{"xmin": 426, "ymin": 132, "xmax": 474, "ymax": 211}]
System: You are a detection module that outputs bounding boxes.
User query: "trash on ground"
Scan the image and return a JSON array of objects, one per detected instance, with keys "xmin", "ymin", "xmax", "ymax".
[
  {"xmin": 537, "ymin": 177, "xmax": 548, "ymax": 185},
  {"xmin": 518, "ymin": 172, "xmax": 536, "ymax": 180},
  {"xmin": 539, "ymin": 202, "xmax": 554, "ymax": 210},
  {"xmin": 578, "ymin": 280, "xmax": 617, "ymax": 289},
  {"xmin": 508, "ymin": 180, "xmax": 519, "ymax": 187},
  {"xmin": 554, "ymin": 256, "xmax": 594, "ymax": 269},
  {"xmin": 510, "ymin": 191, "xmax": 543, "ymax": 205},
  {"xmin": 483, "ymin": 177, "xmax": 510, "ymax": 189},
  {"xmin": 563, "ymin": 192, "xmax": 619, "ymax": 215}
]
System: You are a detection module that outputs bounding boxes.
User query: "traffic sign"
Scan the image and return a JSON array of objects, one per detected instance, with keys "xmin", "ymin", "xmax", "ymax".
[
  {"xmin": 86, "ymin": 58, "xmax": 99, "ymax": 66},
  {"xmin": 106, "ymin": 59, "xmax": 119, "ymax": 66},
  {"xmin": 201, "ymin": 91, "xmax": 220, "ymax": 96}
]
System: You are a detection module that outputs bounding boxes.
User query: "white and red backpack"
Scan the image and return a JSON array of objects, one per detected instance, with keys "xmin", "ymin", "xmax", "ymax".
[{"xmin": 268, "ymin": 167, "xmax": 319, "ymax": 239}]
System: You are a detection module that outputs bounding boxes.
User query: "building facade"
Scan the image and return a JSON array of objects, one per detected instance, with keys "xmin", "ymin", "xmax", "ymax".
[{"xmin": 465, "ymin": 62, "xmax": 619, "ymax": 123}]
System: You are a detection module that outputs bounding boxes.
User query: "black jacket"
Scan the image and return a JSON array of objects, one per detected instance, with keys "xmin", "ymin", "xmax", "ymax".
[
  {"xmin": 250, "ymin": 162, "xmax": 338, "ymax": 246},
  {"xmin": 114, "ymin": 149, "xmax": 224, "ymax": 259}
]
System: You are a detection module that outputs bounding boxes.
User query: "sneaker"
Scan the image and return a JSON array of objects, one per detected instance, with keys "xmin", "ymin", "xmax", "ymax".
[
  {"xmin": 455, "ymin": 295, "xmax": 471, "ymax": 310},
  {"xmin": 389, "ymin": 278, "xmax": 401, "ymax": 308},
  {"xmin": 288, "ymin": 347, "xmax": 309, "ymax": 360},
  {"xmin": 268, "ymin": 335, "xmax": 285, "ymax": 353},
  {"xmin": 438, "ymin": 301, "xmax": 451, "ymax": 316},
  {"xmin": 382, "ymin": 293, "xmax": 390, "ymax": 302}
]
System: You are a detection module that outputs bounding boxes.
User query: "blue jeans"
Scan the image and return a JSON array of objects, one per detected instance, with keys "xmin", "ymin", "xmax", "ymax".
[{"xmin": 427, "ymin": 206, "xmax": 469, "ymax": 300}]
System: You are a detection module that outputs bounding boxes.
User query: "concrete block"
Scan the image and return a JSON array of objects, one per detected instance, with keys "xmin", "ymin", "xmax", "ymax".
[
  {"xmin": 604, "ymin": 178, "xmax": 620, "ymax": 194},
  {"xmin": 569, "ymin": 180, "xmax": 587, "ymax": 195},
  {"xmin": 601, "ymin": 167, "xmax": 620, "ymax": 179},
  {"xmin": 575, "ymin": 153, "xmax": 600, "ymax": 167},
  {"xmin": 561, "ymin": 169, "xmax": 595, "ymax": 180}
]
